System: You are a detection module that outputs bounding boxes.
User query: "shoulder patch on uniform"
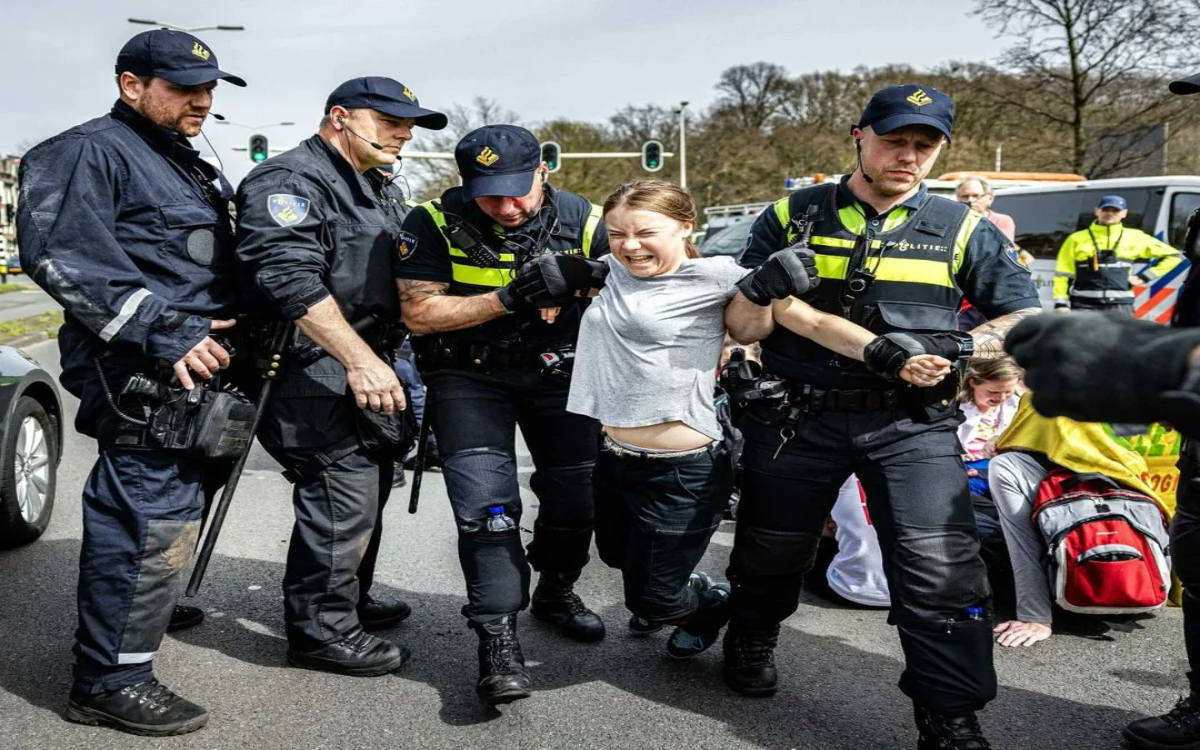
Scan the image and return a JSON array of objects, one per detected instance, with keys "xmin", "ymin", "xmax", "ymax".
[
  {"xmin": 267, "ymin": 194, "xmax": 310, "ymax": 227},
  {"xmin": 396, "ymin": 229, "xmax": 418, "ymax": 261}
]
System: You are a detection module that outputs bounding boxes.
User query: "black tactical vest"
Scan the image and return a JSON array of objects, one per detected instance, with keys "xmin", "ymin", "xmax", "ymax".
[{"xmin": 761, "ymin": 183, "xmax": 975, "ymax": 388}]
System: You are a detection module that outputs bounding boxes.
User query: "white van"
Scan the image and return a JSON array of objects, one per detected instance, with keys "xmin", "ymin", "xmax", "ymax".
[{"xmin": 991, "ymin": 176, "xmax": 1200, "ymax": 321}]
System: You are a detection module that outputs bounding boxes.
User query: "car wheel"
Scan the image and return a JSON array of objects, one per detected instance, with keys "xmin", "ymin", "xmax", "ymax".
[{"xmin": 0, "ymin": 396, "xmax": 57, "ymax": 547}]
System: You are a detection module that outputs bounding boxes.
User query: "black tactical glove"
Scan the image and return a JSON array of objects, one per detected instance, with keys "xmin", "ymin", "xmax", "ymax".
[
  {"xmin": 863, "ymin": 331, "xmax": 972, "ymax": 380},
  {"xmin": 735, "ymin": 244, "xmax": 820, "ymax": 306},
  {"xmin": 499, "ymin": 254, "xmax": 606, "ymax": 311},
  {"xmin": 1005, "ymin": 312, "xmax": 1200, "ymax": 426}
]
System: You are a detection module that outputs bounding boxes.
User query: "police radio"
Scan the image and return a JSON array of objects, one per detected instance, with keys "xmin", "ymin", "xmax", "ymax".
[{"xmin": 442, "ymin": 221, "xmax": 501, "ymax": 266}]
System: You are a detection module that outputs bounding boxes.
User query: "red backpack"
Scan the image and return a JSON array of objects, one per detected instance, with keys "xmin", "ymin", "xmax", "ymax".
[{"xmin": 1032, "ymin": 468, "xmax": 1170, "ymax": 615}]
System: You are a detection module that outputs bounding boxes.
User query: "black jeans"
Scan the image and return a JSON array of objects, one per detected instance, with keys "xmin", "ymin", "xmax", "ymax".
[
  {"xmin": 424, "ymin": 369, "xmax": 599, "ymax": 624},
  {"xmin": 730, "ymin": 408, "xmax": 996, "ymax": 713},
  {"xmin": 1171, "ymin": 443, "xmax": 1200, "ymax": 693},
  {"xmin": 594, "ymin": 440, "xmax": 733, "ymax": 624}
]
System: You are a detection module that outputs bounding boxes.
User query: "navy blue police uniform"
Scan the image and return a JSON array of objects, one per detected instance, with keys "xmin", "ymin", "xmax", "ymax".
[
  {"xmin": 16, "ymin": 30, "xmax": 246, "ymax": 734},
  {"xmin": 727, "ymin": 86, "xmax": 1040, "ymax": 724},
  {"xmin": 395, "ymin": 126, "xmax": 609, "ymax": 697},
  {"xmin": 234, "ymin": 77, "xmax": 445, "ymax": 666}
]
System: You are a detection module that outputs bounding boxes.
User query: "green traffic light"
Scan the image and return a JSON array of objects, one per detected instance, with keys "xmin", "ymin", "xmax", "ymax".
[{"xmin": 252, "ymin": 152, "xmax": 267, "ymax": 163}]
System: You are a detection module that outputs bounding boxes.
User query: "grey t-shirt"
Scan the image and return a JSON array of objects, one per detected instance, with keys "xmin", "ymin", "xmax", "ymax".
[{"xmin": 568, "ymin": 254, "xmax": 747, "ymax": 441}]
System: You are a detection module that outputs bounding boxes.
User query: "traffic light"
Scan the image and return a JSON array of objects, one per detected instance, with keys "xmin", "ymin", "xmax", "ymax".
[
  {"xmin": 248, "ymin": 134, "xmax": 269, "ymax": 163},
  {"xmin": 641, "ymin": 140, "xmax": 663, "ymax": 172},
  {"xmin": 540, "ymin": 141, "xmax": 561, "ymax": 173}
]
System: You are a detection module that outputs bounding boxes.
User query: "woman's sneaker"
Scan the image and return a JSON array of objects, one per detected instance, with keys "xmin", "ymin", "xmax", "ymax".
[{"xmin": 666, "ymin": 583, "xmax": 731, "ymax": 659}]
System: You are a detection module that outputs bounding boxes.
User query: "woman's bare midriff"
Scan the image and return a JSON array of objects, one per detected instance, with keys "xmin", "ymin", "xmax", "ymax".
[{"xmin": 605, "ymin": 421, "xmax": 713, "ymax": 451}]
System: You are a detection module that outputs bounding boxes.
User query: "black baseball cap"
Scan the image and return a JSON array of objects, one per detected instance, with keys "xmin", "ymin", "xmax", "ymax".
[
  {"xmin": 1170, "ymin": 72, "xmax": 1200, "ymax": 95},
  {"xmin": 856, "ymin": 84, "xmax": 954, "ymax": 142},
  {"xmin": 455, "ymin": 125, "xmax": 542, "ymax": 201},
  {"xmin": 325, "ymin": 77, "xmax": 447, "ymax": 130},
  {"xmin": 115, "ymin": 30, "xmax": 246, "ymax": 87}
]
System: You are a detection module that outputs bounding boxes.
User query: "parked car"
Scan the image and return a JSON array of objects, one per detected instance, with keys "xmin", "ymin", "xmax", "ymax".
[
  {"xmin": 0, "ymin": 346, "xmax": 63, "ymax": 547},
  {"xmin": 699, "ymin": 216, "xmax": 756, "ymax": 259}
]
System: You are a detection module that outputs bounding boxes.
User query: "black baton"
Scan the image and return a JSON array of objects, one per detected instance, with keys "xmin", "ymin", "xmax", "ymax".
[
  {"xmin": 186, "ymin": 322, "xmax": 295, "ymax": 597},
  {"xmin": 407, "ymin": 415, "xmax": 432, "ymax": 514}
]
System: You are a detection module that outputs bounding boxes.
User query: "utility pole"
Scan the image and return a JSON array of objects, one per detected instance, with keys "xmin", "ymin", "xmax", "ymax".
[{"xmin": 678, "ymin": 101, "xmax": 689, "ymax": 190}]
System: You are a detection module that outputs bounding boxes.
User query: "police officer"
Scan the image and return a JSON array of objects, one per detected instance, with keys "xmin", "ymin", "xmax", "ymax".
[
  {"xmin": 1053, "ymin": 194, "xmax": 1182, "ymax": 313},
  {"xmin": 396, "ymin": 124, "xmax": 608, "ymax": 705},
  {"xmin": 234, "ymin": 77, "xmax": 445, "ymax": 676},
  {"xmin": 16, "ymin": 30, "xmax": 245, "ymax": 736},
  {"xmin": 1005, "ymin": 69, "xmax": 1200, "ymax": 750},
  {"xmin": 726, "ymin": 85, "xmax": 1042, "ymax": 749}
]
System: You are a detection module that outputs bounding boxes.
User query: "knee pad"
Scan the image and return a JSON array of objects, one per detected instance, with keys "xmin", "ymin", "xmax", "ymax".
[
  {"xmin": 458, "ymin": 528, "xmax": 530, "ymax": 617},
  {"xmin": 530, "ymin": 462, "xmax": 595, "ymax": 522},
  {"xmin": 890, "ymin": 529, "xmax": 990, "ymax": 617},
  {"xmin": 729, "ymin": 525, "xmax": 821, "ymax": 581},
  {"xmin": 441, "ymin": 447, "xmax": 521, "ymax": 532}
]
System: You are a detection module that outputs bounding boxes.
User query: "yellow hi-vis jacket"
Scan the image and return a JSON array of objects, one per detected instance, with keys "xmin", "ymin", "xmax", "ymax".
[{"xmin": 1053, "ymin": 221, "xmax": 1182, "ymax": 308}]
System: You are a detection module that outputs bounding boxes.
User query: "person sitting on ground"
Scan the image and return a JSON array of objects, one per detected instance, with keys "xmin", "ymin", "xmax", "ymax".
[
  {"xmin": 988, "ymin": 397, "xmax": 1167, "ymax": 648},
  {"xmin": 957, "ymin": 357, "xmax": 1022, "ymax": 539}
]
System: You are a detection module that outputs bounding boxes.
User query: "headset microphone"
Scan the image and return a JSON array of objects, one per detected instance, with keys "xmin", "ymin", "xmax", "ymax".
[
  {"xmin": 210, "ymin": 113, "xmax": 226, "ymax": 121},
  {"xmin": 855, "ymin": 140, "xmax": 874, "ymax": 185},
  {"xmin": 338, "ymin": 118, "xmax": 385, "ymax": 150}
]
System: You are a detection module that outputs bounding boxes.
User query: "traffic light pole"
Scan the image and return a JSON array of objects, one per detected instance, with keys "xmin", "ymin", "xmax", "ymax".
[{"xmin": 552, "ymin": 152, "xmax": 675, "ymax": 159}]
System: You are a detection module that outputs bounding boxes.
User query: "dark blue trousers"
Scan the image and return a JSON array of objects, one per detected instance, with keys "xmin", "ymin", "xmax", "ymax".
[{"xmin": 73, "ymin": 447, "xmax": 211, "ymax": 694}]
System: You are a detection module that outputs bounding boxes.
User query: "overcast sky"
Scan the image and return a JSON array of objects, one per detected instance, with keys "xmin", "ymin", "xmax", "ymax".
[{"xmin": 1, "ymin": 0, "xmax": 1009, "ymax": 183}]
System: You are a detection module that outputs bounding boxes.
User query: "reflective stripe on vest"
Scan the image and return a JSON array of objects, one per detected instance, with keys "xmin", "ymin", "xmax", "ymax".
[
  {"xmin": 422, "ymin": 199, "xmax": 601, "ymax": 289},
  {"xmin": 772, "ymin": 190, "xmax": 977, "ymax": 292},
  {"xmin": 581, "ymin": 204, "xmax": 601, "ymax": 259},
  {"xmin": 424, "ymin": 202, "xmax": 518, "ymax": 288}
]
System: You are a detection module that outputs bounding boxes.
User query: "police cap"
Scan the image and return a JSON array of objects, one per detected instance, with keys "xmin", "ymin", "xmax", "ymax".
[
  {"xmin": 856, "ymin": 84, "xmax": 954, "ymax": 142},
  {"xmin": 116, "ymin": 30, "xmax": 246, "ymax": 87},
  {"xmin": 455, "ymin": 125, "xmax": 542, "ymax": 201},
  {"xmin": 325, "ymin": 77, "xmax": 448, "ymax": 130}
]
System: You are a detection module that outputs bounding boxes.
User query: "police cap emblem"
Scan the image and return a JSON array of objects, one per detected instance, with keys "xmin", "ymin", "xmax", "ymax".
[{"xmin": 267, "ymin": 194, "xmax": 311, "ymax": 227}]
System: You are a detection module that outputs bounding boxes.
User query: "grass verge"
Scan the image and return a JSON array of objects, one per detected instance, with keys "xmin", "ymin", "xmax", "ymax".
[{"xmin": 0, "ymin": 311, "xmax": 63, "ymax": 343}]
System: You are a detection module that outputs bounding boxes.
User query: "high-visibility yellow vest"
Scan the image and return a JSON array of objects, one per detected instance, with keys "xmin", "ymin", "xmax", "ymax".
[{"xmin": 419, "ymin": 191, "xmax": 601, "ymax": 294}]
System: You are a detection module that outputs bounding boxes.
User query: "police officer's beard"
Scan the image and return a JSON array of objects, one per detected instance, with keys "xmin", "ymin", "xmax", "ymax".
[{"xmin": 135, "ymin": 96, "xmax": 205, "ymax": 137}]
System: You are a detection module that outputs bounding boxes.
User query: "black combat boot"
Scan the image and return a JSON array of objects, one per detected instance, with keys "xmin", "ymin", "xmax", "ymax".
[
  {"xmin": 914, "ymin": 704, "xmax": 992, "ymax": 750},
  {"xmin": 166, "ymin": 604, "xmax": 204, "ymax": 632},
  {"xmin": 1123, "ymin": 693, "xmax": 1200, "ymax": 749},
  {"xmin": 722, "ymin": 626, "xmax": 779, "ymax": 697},
  {"xmin": 357, "ymin": 595, "xmax": 412, "ymax": 631},
  {"xmin": 531, "ymin": 571, "xmax": 606, "ymax": 642},
  {"xmin": 66, "ymin": 679, "xmax": 208, "ymax": 736},
  {"xmin": 287, "ymin": 627, "xmax": 410, "ymax": 676},
  {"xmin": 473, "ymin": 614, "xmax": 532, "ymax": 706}
]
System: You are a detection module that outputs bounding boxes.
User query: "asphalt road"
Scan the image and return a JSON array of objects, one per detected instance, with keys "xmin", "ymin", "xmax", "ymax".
[
  {"xmin": 0, "ymin": 338, "xmax": 1187, "ymax": 749},
  {"xmin": 0, "ymin": 282, "xmax": 60, "ymax": 324}
]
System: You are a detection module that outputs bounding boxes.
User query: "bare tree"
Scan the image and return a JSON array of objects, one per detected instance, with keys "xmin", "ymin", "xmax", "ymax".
[
  {"xmin": 974, "ymin": 0, "xmax": 1200, "ymax": 176},
  {"xmin": 713, "ymin": 62, "xmax": 791, "ymax": 131},
  {"xmin": 607, "ymin": 104, "xmax": 678, "ymax": 148}
]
